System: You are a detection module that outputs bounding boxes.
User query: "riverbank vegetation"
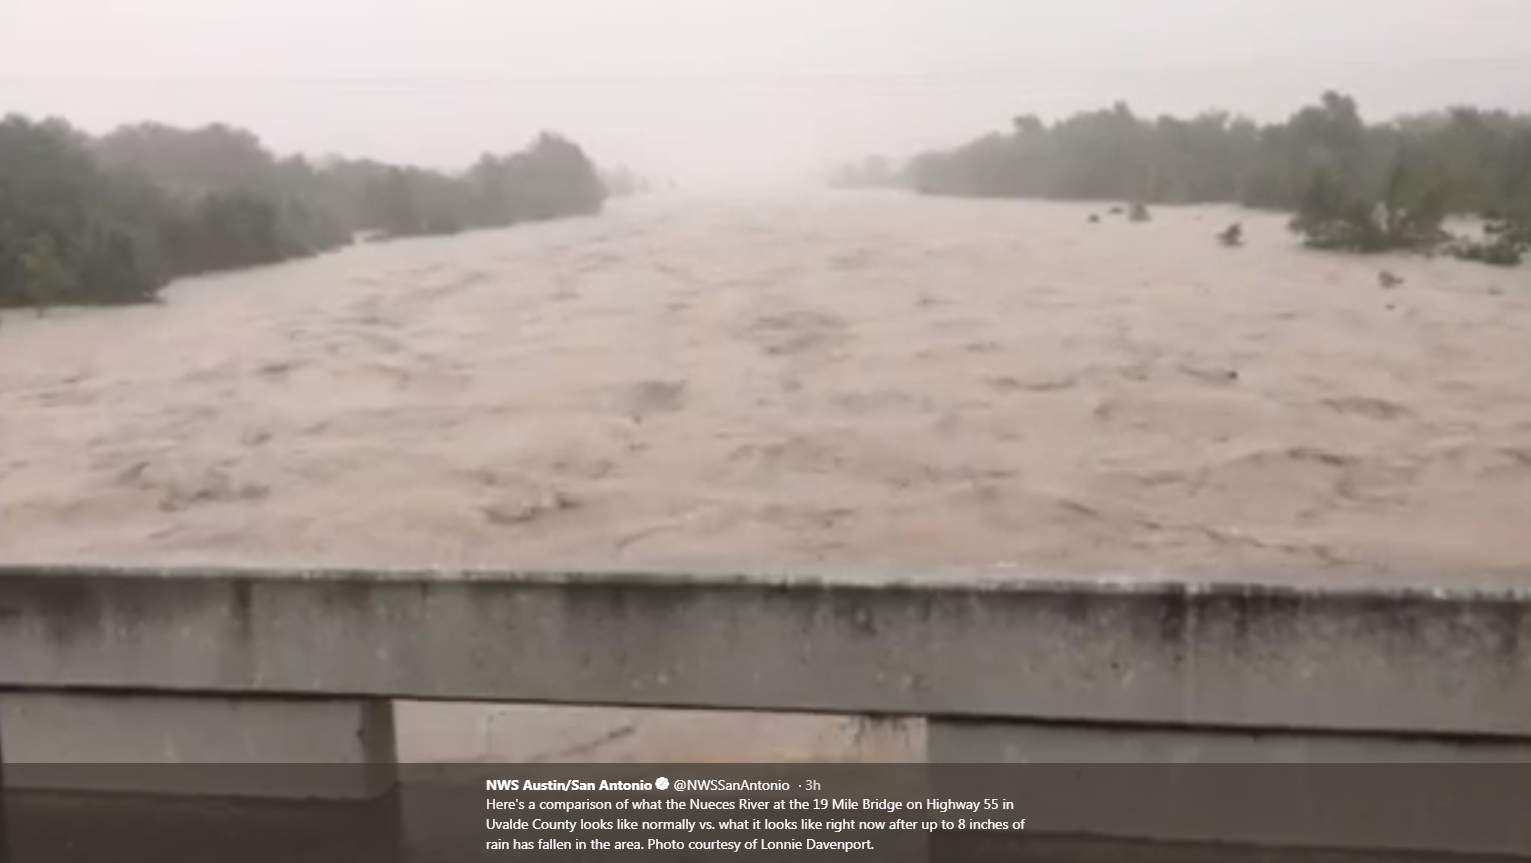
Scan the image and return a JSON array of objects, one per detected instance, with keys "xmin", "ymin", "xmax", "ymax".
[
  {"xmin": 887, "ymin": 92, "xmax": 1531, "ymax": 265},
  {"xmin": 0, "ymin": 116, "xmax": 607, "ymax": 310}
]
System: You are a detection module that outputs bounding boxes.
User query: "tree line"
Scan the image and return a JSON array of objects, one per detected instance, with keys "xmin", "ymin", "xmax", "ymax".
[
  {"xmin": 888, "ymin": 92, "xmax": 1531, "ymax": 264},
  {"xmin": 0, "ymin": 116, "xmax": 608, "ymax": 310}
]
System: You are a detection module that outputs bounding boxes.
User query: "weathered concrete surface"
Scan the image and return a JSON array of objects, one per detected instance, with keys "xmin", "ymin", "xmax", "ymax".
[
  {"xmin": 0, "ymin": 564, "xmax": 1528, "ymax": 737},
  {"xmin": 0, "ymin": 693, "xmax": 396, "ymax": 799},
  {"xmin": 930, "ymin": 717, "xmax": 1531, "ymax": 762},
  {"xmin": 931, "ymin": 720, "xmax": 1531, "ymax": 858},
  {"xmin": 393, "ymin": 702, "xmax": 922, "ymax": 763}
]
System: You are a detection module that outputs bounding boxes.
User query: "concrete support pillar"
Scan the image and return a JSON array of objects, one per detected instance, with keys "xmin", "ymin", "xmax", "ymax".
[
  {"xmin": 928, "ymin": 719, "xmax": 1531, "ymax": 860},
  {"xmin": 0, "ymin": 723, "xmax": 9, "ymax": 863},
  {"xmin": 0, "ymin": 693, "xmax": 402, "ymax": 863},
  {"xmin": 0, "ymin": 692, "xmax": 397, "ymax": 800}
]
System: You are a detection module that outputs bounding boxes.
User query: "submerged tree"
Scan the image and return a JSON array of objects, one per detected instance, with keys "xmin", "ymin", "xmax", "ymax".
[
  {"xmin": 1288, "ymin": 154, "xmax": 1449, "ymax": 253},
  {"xmin": 1452, "ymin": 213, "xmax": 1531, "ymax": 266}
]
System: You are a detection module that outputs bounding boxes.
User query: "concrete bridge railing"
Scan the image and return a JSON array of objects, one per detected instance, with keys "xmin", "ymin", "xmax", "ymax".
[{"xmin": 1, "ymin": 564, "xmax": 1529, "ymax": 856}]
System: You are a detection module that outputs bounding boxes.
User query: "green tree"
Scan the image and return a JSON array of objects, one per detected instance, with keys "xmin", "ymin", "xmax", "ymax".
[
  {"xmin": 0, "ymin": 112, "xmax": 611, "ymax": 310},
  {"xmin": 20, "ymin": 234, "xmax": 76, "ymax": 312},
  {"xmin": 904, "ymin": 92, "xmax": 1529, "ymax": 267}
]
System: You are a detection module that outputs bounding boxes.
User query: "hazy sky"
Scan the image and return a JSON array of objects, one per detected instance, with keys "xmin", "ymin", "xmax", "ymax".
[{"xmin": 5, "ymin": 0, "xmax": 1531, "ymax": 185}]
